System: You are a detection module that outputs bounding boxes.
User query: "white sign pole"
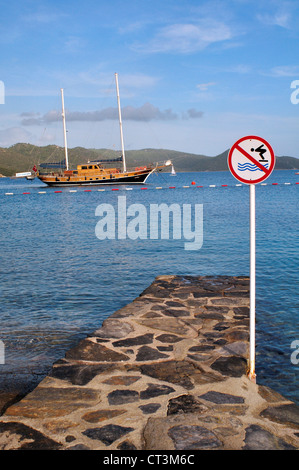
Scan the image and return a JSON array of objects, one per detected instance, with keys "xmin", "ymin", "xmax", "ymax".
[
  {"xmin": 228, "ymin": 135, "xmax": 275, "ymax": 383},
  {"xmin": 249, "ymin": 183, "xmax": 256, "ymax": 382}
]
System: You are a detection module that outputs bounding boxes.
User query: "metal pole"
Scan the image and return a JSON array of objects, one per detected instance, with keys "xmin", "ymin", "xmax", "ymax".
[
  {"xmin": 249, "ymin": 183, "xmax": 256, "ymax": 382},
  {"xmin": 115, "ymin": 73, "xmax": 126, "ymax": 173},
  {"xmin": 61, "ymin": 88, "xmax": 69, "ymax": 171}
]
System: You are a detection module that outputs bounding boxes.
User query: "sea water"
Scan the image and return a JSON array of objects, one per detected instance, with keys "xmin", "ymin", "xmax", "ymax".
[{"xmin": 0, "ymin": 170, "xmax": 298, "ymax": 403}]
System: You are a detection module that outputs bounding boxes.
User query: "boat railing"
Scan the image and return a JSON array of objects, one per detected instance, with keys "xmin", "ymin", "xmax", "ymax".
[{"xmin": 126, "ymin": 160, "xmax": 172, "ymax": 172}]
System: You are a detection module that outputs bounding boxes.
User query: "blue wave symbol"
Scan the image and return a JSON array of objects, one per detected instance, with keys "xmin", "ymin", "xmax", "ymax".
[{"xmin": 237, "ymin": 162, "xmax": 269, "ymax": 172}]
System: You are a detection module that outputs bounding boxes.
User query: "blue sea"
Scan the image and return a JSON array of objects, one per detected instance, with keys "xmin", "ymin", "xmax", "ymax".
[{"xmin": 0, "ymin": 169, "xmax": 298, "ymax": 403}]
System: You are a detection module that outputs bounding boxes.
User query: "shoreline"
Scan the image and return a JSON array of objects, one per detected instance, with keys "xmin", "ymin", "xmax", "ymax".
[
  {"xmin": 0, "ymin": 275, "xmax": 298, "ymax": 450},
  {"xmin": 1, "ymin": 168, "xmax": 299, "ymax": 179}
]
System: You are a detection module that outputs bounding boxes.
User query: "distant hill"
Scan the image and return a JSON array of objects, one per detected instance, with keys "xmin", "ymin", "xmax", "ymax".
[{"xmin": 0, "ymin": 143, "xmax": 298, "ymax": 176}]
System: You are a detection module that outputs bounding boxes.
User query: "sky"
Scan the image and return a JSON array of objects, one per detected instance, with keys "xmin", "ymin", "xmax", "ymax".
[{"xmin": 0, "ymin": 0, "xmax": 299, "ymax": 157}]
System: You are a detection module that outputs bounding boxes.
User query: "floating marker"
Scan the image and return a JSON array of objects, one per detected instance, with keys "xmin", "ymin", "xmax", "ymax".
[{"xmin": 2, "ymin": 181, "xmax": 297, "ymax": 199}]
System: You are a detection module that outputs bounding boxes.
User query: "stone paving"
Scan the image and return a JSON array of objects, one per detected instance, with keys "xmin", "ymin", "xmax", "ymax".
[{"xmin": 0, "ymin": 275, "xmax": 298, "ymax": 450}]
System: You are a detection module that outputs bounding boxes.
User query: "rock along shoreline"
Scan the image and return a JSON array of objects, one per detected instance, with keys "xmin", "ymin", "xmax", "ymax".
[{"xmin": 0, "ymin": 275, "xmax": 298, "ymax": 450}]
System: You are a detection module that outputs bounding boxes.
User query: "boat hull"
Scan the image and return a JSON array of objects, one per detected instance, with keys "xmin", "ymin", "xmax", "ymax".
[{"xmin": 37, "ymin": 169, "xmax": 154, "ymax": 187}]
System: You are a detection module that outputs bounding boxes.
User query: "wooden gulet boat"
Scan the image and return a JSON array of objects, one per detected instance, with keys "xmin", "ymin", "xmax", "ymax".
[{"xmin": 36, "ymin": 74, "xmax": 172, "ymax": 187}]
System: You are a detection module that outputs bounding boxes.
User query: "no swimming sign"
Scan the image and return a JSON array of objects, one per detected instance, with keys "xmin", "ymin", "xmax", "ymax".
[
  {"xmin": 228, "ymin": 135, "xmax": 275, "ymax": 184},
  {"xmin": 227, "ymin": 135, "xmax": 275, "ymax": 381}
]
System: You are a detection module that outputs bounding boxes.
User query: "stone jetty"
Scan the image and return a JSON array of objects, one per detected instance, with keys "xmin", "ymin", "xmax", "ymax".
[{"xmin": 0, "ymin": 275, "xmax": 298, "ymax": 450}]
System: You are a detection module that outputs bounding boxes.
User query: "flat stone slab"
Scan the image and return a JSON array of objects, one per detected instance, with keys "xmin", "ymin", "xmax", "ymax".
[
  {"xmin": 243, "ymin": 424, "xmax": 296, "ymax": 450},
  {"xmin": 0, "ymin": 275, "xmax": 298, "ymax": 451},
  {"xmin": 0, "ymin": 422, "xmax": 62, "ymax": 450},
  {"xmin": 199, "ymin": 391, "xmax": 245, "ymax": 404},
  {"xmin": 83, "ymin": 424, "xmax": 135, "ymax": 446},
  {"xmin": 168, "ymin": 424, "xmax": 222, "ymax": 450},
  {"xmin": 260, "ymin": 404, "xmax": 299, "ymax": 428}
]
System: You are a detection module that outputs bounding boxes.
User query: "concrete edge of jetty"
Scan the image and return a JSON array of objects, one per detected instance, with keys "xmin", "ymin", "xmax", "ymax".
[{"xmin": 0, "ymin": 275, "xmax": 298, "ymax": 450}]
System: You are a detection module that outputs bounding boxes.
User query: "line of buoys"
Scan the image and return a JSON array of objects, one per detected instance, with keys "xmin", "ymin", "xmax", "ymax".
[{"xmin": 3, "ymin": 181, "xmax": 298, "ymax": 196}]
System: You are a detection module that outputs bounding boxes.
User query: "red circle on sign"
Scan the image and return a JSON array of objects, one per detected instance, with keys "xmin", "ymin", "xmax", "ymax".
[{"xmin": 228, "ymin": 135, "xmax": 275, "ymax": 184}]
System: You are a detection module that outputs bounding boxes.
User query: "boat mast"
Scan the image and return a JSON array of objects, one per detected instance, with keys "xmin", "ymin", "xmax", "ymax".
[
  {"xmin": 61, "ymin": 88, "xmax": 69, "ymax": 171},
  {"xmin": 115, "ymin": 73, "xmax": 126, "ymax": 173}
]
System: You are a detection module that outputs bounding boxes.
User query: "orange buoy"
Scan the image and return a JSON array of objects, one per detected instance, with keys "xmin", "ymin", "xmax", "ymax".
[{"xmin": 191, "ymin": 181, "xmax": 196, "ymax": 185}]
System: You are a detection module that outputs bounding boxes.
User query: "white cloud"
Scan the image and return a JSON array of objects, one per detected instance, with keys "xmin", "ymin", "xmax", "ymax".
[
  {"xmin": 197, "ymin": 82, "xmax": 216, "ymax": 91},
  {"xmin": 21, "ymin": 102, "xmax": 204, "ymax": 125},
  {"xmin": 133, "ymin": 20, "xmax": 233, "ymax": 54},
  {"xmin": 257, "ymin": 12, "xmax": 290, "ymax": 28},
  {"xmin": 266, "ymin": 65, "xmax": 299, "ymax": 77},
  {"xmin": 256, "ymin": 0, "xmax": 299, "ymax": 30},
  {"xmin": 63, "ymin": 36, "xmax": 86, "ymax": 54},
  {"xmin": 21, "ymin": 103, "xmax": 179, "ymax": 125}
]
